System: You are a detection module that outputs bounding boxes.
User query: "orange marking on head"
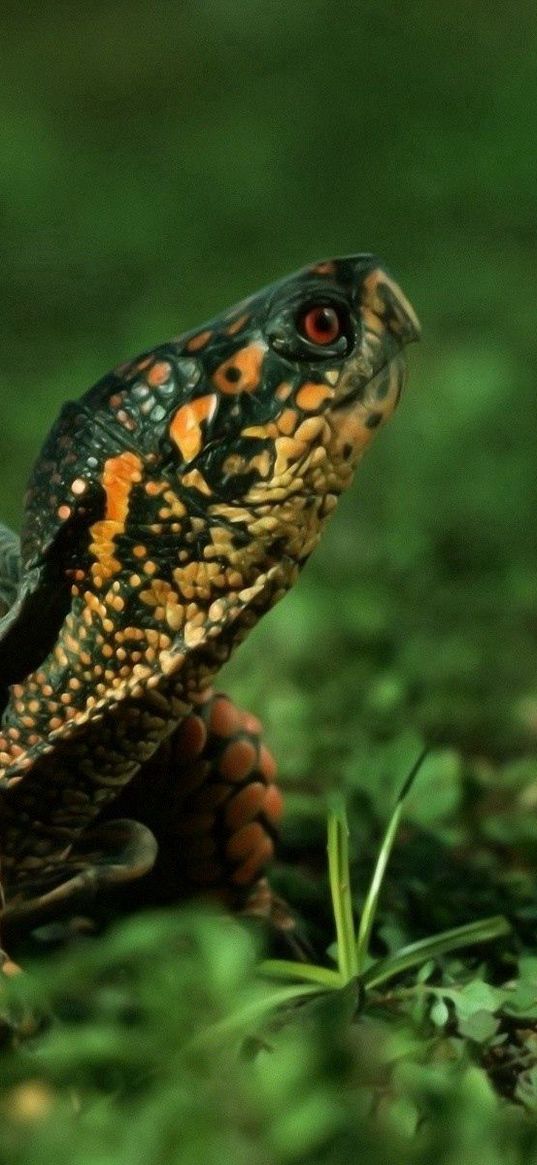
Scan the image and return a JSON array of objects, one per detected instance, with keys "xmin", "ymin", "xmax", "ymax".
[
  {"xmin": 186, "ymin": 328, "xmax": 213, "ymax": 352},
  {"xmin": 296, "ymin": 382, "xmax": 335, "ymax": 412},
  {"xmin": 146, "ymin": 360, "xmax": 172, "ymax": 386},
  {"xmin": 169, "ymin": 393, "xmax": 218, "ymax": 462},
  {"xmin": 225, "ymin": 313, "xmax": 249, "ymax": 336},
  {"xmin": 312, "ymin": 260, "xmax": 336, "ymax": 276},
  {"xmin": 212, "ymin": 343, "xmax": 266, "ymax": 395}
]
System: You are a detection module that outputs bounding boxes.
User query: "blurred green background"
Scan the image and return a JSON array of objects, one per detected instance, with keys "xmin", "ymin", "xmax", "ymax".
[{"xmin": 1, "ymin": 0, "xmax": 537, "ymax": 780}]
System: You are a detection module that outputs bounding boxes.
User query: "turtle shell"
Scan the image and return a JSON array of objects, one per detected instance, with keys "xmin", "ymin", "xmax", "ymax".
[
  {"xmin": 0, "ymin": 523, "xmax": 20, "ymax": 614},
  {"xmin": 0, "ymin": 402, "xmax": 107, "ymax": 689}
]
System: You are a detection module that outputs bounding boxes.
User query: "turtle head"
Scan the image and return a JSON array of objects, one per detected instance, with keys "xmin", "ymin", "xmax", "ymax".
[
  {"xmin": 159, "ymin": 254, "xmax": 420, "ymax": 566},
  {"xmin": 21, "ymin": 254, "xmax": 419, "ymax": 579}
]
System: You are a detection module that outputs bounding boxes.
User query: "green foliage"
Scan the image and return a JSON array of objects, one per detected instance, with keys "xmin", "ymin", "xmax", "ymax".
[
  {"xmin": 3, "ymin": 782, "xmax": 537, "ymax": 1164},
  {"xmin": 0, "ymin": 884, "xmax": 536, "ymax": 1164},
  {"xmin": 262, "ymin": 781, "xmax": 510, "ymax": 993},
  {"xmin": 2, "ymin": 2, "xmax": 537, "ymax": 1161}
]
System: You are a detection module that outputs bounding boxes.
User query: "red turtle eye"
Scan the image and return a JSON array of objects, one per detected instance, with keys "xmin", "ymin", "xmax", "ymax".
[{"xmin": 299, "ymin": 304, "xmax": 342, "ymax": 346}]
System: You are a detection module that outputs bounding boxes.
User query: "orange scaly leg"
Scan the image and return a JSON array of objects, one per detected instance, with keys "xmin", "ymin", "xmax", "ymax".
[{"xmin": 116, "ymin": 690, "xmax": 306, "ymax": 952}]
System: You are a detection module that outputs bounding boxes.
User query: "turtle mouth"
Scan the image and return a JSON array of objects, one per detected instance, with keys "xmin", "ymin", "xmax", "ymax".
[
  {"xmin": 333, "ymin": 347, "xmax": 407, "ymax": 414},
  {"xmin": 332, "ymin": 264, "xmax": 419, "ymax": 412},
  {"xmin": 330, "ymin": 266, "xmax": 419, "ymax": 417}
]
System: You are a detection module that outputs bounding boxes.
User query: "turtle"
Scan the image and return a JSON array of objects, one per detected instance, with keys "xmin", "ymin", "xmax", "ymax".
[{"xmin": 0, "ymin": 254, "xmax": 419, "ymax": 957}]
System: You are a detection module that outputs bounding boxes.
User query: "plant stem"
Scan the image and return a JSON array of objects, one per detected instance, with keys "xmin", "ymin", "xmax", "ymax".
[{"xmin": 327, "ymin": 797, "xmax": 358, "ymax": 982}]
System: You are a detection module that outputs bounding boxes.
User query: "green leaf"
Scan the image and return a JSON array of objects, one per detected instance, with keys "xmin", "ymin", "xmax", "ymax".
[
  {"xmin": 457, "ymin": 1010, "xmax": 500, "ymax": 1043},
  {"xmin": 447, "ymin": 979, "xmax": 509, "ymax": 1023},
  {"xmin": 430, "ymin": 998, "xmax": 450, "ymax": 1027}
]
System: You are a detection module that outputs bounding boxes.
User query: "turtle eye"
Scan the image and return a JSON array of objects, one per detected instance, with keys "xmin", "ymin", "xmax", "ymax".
[{"xmin": 299, "ymin": 304, "xmax": 343, "ymax": 346}]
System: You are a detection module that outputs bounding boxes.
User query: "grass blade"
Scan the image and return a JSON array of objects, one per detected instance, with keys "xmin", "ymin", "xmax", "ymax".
[
  {"xmin": 362, "ymin": 915, "xmax": 511, "ymax": 991},
  {"xmin": 327, "ymin": 796, "xmax": 358, "ymax": 982},
  {"xmin": 184, "ymin": 982, "xmax": 324, "ymax": 1054},
  {"xmin": 259, "ymin": 959, "xmax": 343, "ymax": 988},
  {"xmin": 355, "ymin": 748, "xmax": 429, "ymax": 974}
]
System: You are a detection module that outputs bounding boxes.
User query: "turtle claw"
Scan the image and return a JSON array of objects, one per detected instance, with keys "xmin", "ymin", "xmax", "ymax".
[
  {"xmin": 239, "ymin": 877, "xmax": 315, "ymax": 962},
  {"xmin": 0, "ymin": 947, "xmax": 46, "ymax": 1047},
  {"xmin": 0, "ymin": 948, "xmax": 22, "ymax": 978}
]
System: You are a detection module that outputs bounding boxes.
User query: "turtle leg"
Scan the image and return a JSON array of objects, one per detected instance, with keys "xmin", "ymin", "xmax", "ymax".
[
  {"xmin": 1, "ymin": 818, "xmax": 159, "ymax": 940},
  {"xmin": 109, "ymin": 690, "xmax": 309, "ymax": 954},
  {"xmin": 2, "ymin": 693, "xmax": 307, "ymax": 955},
  {"xmin": 166, "ymin": 691, "xmax": 284, "ymax": 902}
]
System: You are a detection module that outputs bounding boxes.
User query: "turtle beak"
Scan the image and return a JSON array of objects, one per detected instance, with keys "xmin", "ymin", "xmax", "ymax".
[
  {"xmin": 333, "ymin": 265, "xmax": 419, "ymax": 411},
  {"xmin": 360, "ymin": 266, "xmax": 421, "ymax": 345}
]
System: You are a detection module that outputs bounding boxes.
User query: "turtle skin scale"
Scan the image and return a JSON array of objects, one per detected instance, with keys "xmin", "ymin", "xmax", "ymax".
[{"xmin": 0, "ymin": 255, "xmax": 419, "ymax": 948}]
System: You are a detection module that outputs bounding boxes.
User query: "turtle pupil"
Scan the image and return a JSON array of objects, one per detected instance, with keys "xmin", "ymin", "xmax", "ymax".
[
  {"xmin": 300, "ymin": 305, "xmax": 341, "ymax": 345},
  {"xmin": 315, "ymin": 309, "xmax": 334, "ymax": 332}
]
